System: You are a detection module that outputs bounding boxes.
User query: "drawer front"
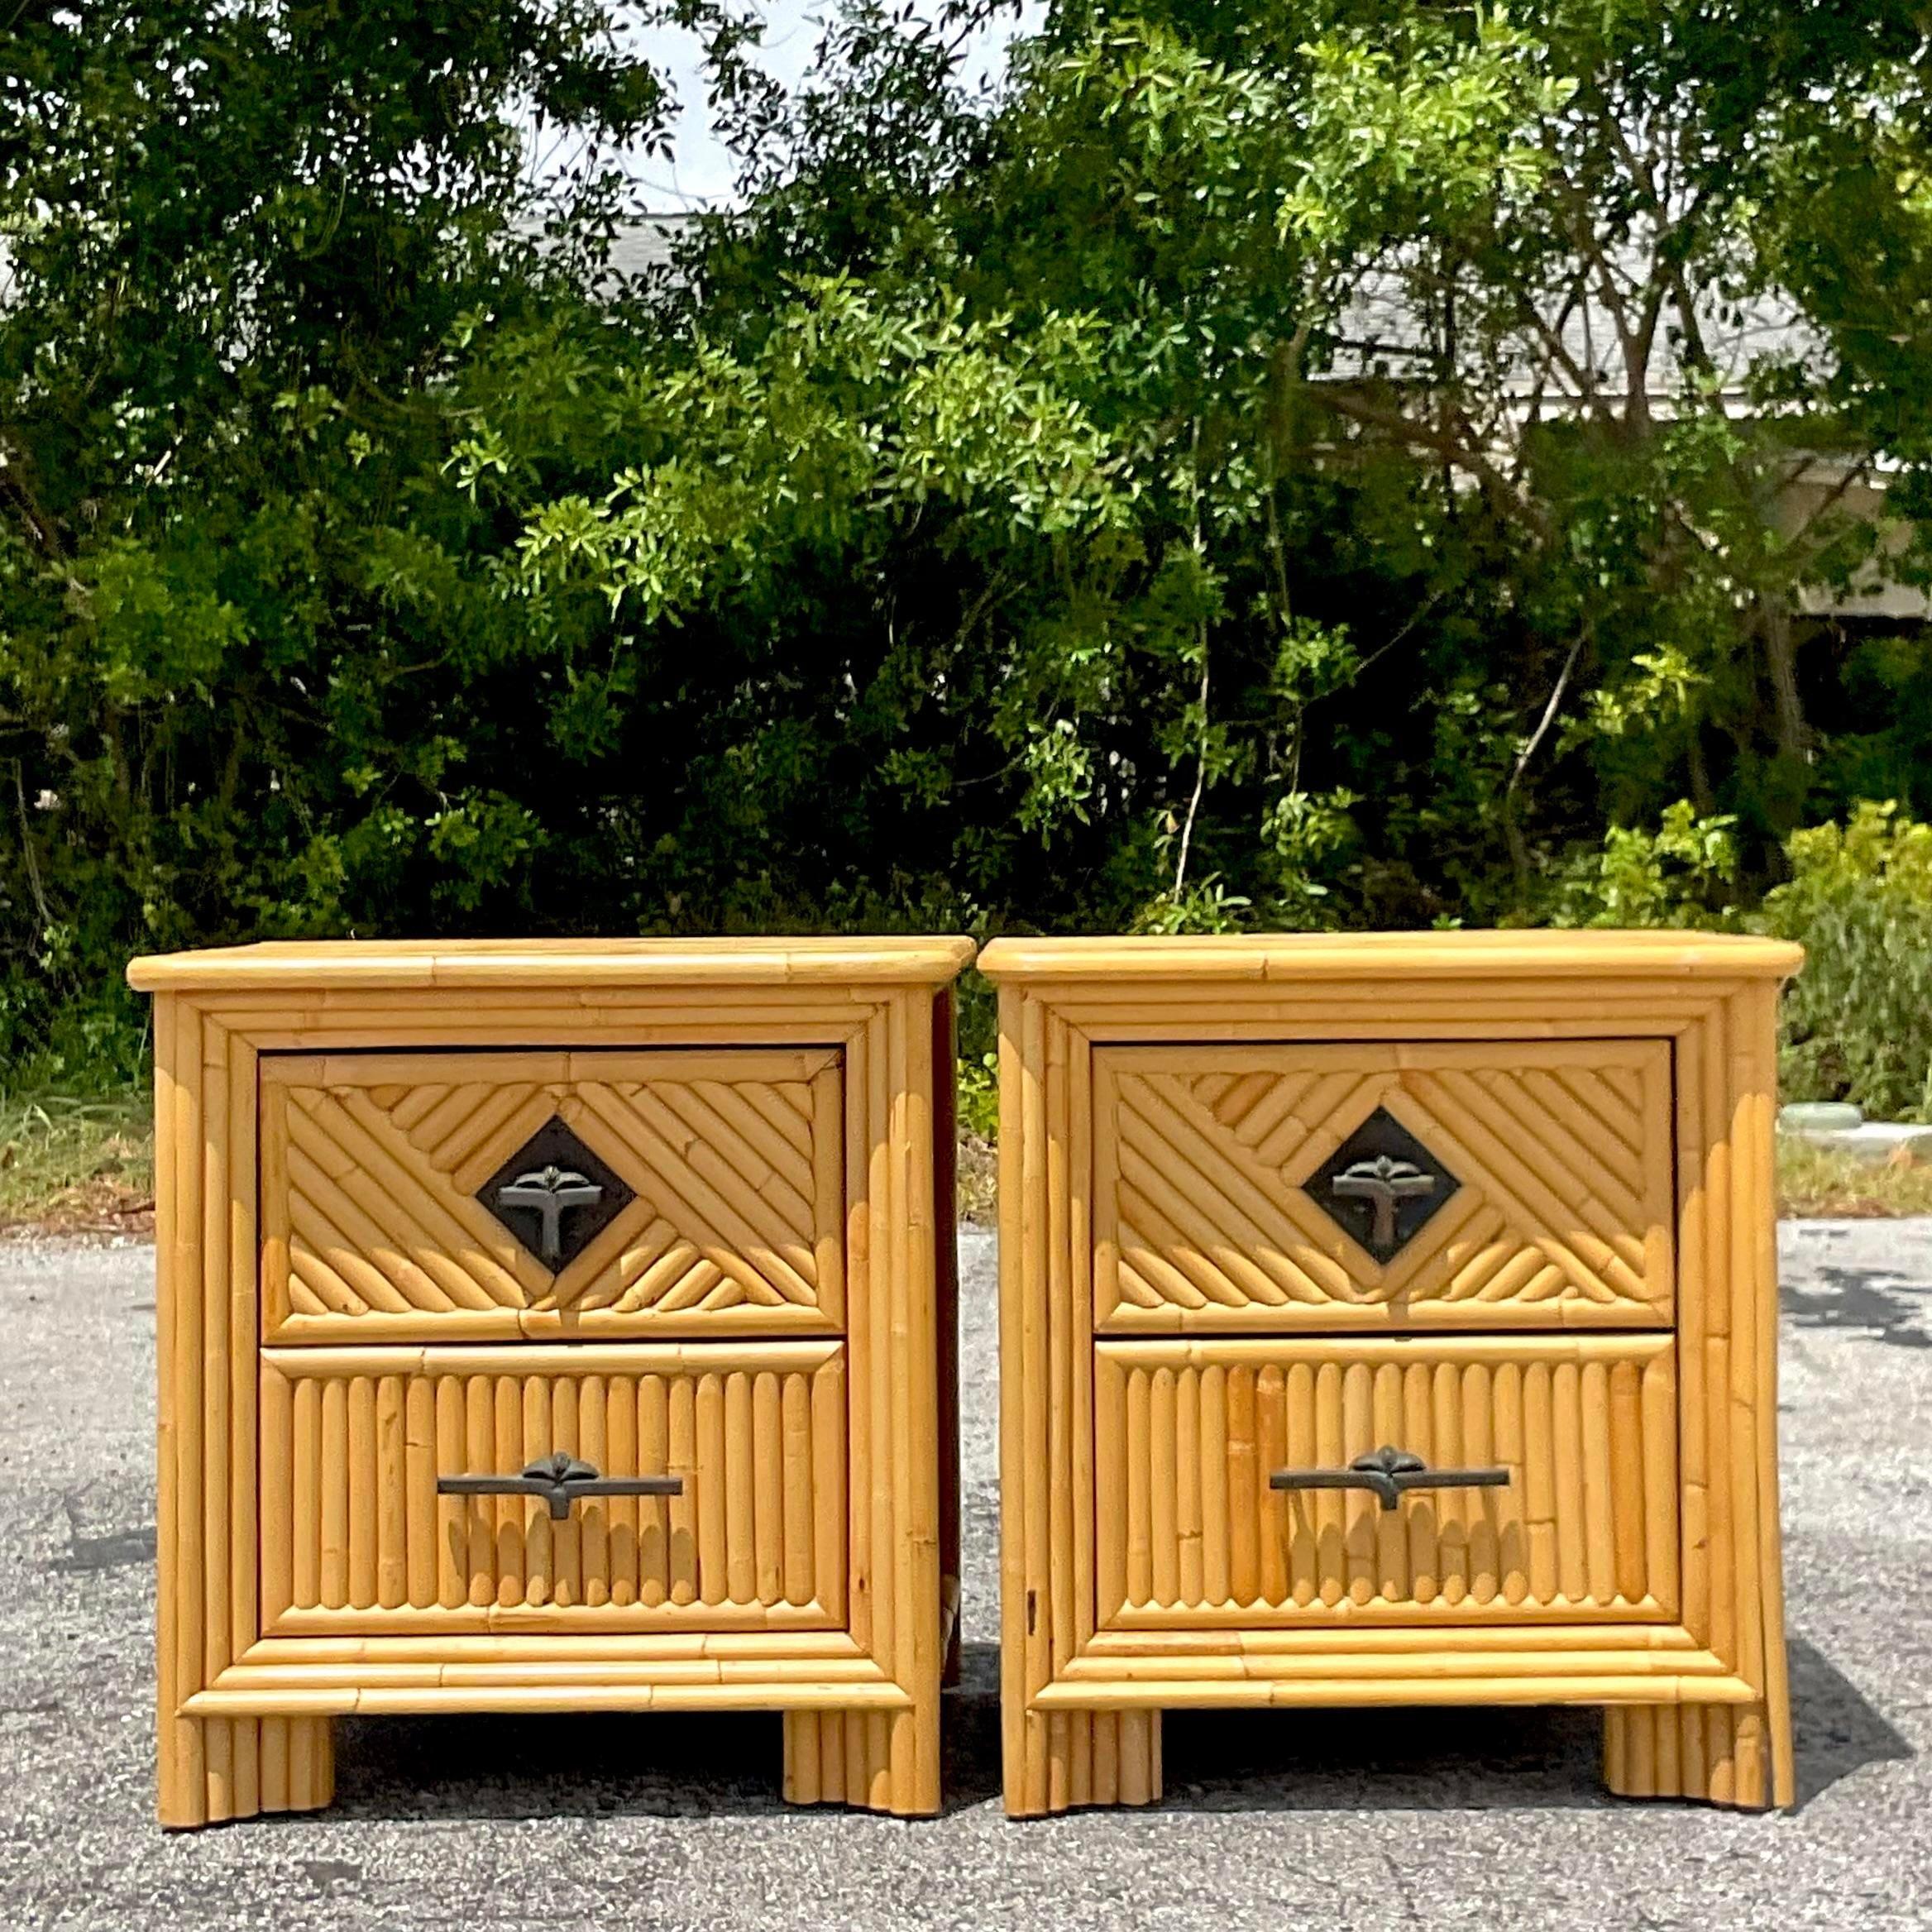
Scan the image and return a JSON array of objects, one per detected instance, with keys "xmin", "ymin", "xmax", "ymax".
[
  {"xmin": 1095, "ymin": 1336, "xmax": 1677, "ymax": 1628},
  {"xmin": 1094, "ymin": 1040, "xmax": 1673, "ymax": 1331},
  {"xmin": 261, "ymin": 1049, "xmax": 844, "ymax": 1341},
  {"xmin": 260, "ymin": 1342, "xmax": 847, "ymax": 1634}
]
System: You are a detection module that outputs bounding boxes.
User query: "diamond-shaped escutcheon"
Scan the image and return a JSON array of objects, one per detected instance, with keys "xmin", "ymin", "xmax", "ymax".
[
  {"xmin": 1303, "ymin": 1105, "xmax": 1460, "ymax": 1263},
  {"xmin": 476, "ymin": 1114, "xmax": 635, "ymax": 1272}
]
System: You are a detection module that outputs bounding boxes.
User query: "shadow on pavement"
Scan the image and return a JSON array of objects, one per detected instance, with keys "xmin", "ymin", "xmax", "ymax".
[
  {"xmin": 323, "ymin": 1643, "xmax": 1005, "ymax": 1822},
  {"xmin": 1782, "ymin": 1266, "xmax": 1932, "ymax": 1348},
  {"xmin": 1788, "ymin": 1636, "xmax": 1914, "ymax": 1810},
  {"xmin": 320, "ymin": 1636, "xmax": 1907, "ymax": 1821},
  {"xmin": 328, "ymin": 1709, "xmax": 794, "ymax": 1820}
]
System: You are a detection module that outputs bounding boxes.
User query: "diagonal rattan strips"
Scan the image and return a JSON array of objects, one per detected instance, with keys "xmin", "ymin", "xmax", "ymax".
[
  {"xmin": 1410, "ymin": 1069, "xmax": 1657, "ymax": 1281},
  {"xmin": 1205, "ymin": 1069, "xmax": 1324, "ymax": 1161},
  {"xmin": 1252, "ymin": 1072, "xmax": 1400, "ymax": 1178},
  {"xmin": 557, "ymin": 1211, "xmax": 777, "ymax": 1315},
  {"xmin": 416, "ymin": 1082, "xmax": 553, "ymax": 1179},
  {"xmin": 1600, "ymin": 1062, "xmax": 1644, "ymax": 1112},
  {"xmin": 726, "ymin": 1082, "xmax": 815, "ymax": 1166},
  {"xmin": 1385, "ymin": 1081, "xmax": 1650, "ymax": 1305},
  {"xmin": 395, "ymin": 1083, "xmax": 505, "ymax": 1164},
  {"xmin": 650, "ymin": 1079, "xmax": 817, "ymax": 1241},
  {"xmin": 1540, "ymin": 1064, "xmax": 1646, "ymax": 1171},
  {"xmin": 286, "ymin": 1087, "xmax": 538, "ymax": 1309},
  {"xmin": 1116, "ymin": 1166, "xmax": 1277, "ymax": 1309},
  {"xmin": 284, "ymin": 1164, "xmax": 418, "ymax": 1315},
  {"xmin": 1203, "ymin": 1069, "xmax": 1294, "ymax": 1135},
  {"xmin": 386, "ymin": 1083, "xmax": 452, "ymax": 1131},
  {"xmin": 573, "ymin": 1083, "xmax": 820, "ymax": 1305},
  {"xmin": 603, "ymin": 1079, "xmax": 819, "ymax": 1276},
  {"xmin": 1453, "ymin": 1069, "xmax": 1653, "ymax": 1238},
  {"xmin": 1116, "ymin": 1075, "xmax": 1361, "ymax": 1305}
]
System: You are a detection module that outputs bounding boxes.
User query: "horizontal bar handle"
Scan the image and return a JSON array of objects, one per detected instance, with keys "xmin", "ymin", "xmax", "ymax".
[
  {"xmin": 438, "ymin": 1451, "xmax": 683, "ymax": 1520},
  {"xmin": 1270, "ymin": 1444, "xmax": 1509, "ymax": 1513}
]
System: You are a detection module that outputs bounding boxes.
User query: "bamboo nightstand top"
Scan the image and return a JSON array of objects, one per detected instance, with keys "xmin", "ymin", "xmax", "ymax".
[
  {"xmin": 976, "ymin": 930, "xmax": 1803, "ymax": 983},
  {"xmin": 127, "ymin": 935, "xmax": 978, "ymax": 992}
]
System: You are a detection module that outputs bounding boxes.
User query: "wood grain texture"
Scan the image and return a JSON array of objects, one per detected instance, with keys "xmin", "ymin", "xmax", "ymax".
[
  {"xmin": 132, "ymin": 941, "xmax": 967, "ymax": 1826},
  {"xmin": 992, "ymin": 936, "xmax": 1797, "ymax": 1817},
  {"xmin": 1095, "ymin": 1041, "xmax": 1674, "ymax": 1330}
]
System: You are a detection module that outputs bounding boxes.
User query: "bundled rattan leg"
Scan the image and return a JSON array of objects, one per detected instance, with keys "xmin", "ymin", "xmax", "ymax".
[{"xmin": 160, "ymin": 1715, "xmax": 334, "ymax": 1829}]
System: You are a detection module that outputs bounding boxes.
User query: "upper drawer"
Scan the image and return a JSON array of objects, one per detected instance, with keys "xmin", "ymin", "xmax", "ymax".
[
  {"xmin": 261, "ymin": 1049, "xmax": 844, "ymax": 1343},
  {"xmin": 1093, "ymin": 1040, "xmax": 1673, "ymax": 1332}
]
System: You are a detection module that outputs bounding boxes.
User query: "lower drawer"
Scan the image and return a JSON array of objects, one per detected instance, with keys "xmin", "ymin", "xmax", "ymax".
[
  {"xmin": 1095, "ymin": 1334, "xmax": 1677, "ymax": 1628},
  {"xmin": 260, "ymin": 1341, "xmax": 847, "ymax": 1635}
]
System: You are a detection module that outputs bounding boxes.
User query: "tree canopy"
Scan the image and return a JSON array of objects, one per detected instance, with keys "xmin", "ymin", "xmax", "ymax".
[{"xmin": 4, "ymin": 0, "xmax": 1932, "ymax": 1075}]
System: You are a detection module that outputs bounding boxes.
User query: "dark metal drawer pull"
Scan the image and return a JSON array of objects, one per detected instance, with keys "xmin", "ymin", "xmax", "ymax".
[
  {"xmin": 1270, "ymin": 1445, "xmax": 1509, "ymax": 1513},
  {"xmin": 438, "ymin": 1452, "xmax": 682, "ymax": 1520}
]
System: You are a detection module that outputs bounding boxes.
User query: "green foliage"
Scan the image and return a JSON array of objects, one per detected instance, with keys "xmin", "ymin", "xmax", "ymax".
[
  {"xmin": 5, "ymin": 0, "xmax": 1932, "ymax": 1087},
  {"xmin": 1547, "ymin": 802, "xmax": 1740, "ymax": 930},
  {"xmin": 955, "ymin": 1050, "xmax": 1002, "ymax": 1143},
  {"xmin": 1762, "ymin": 803, "xmax": 1932, "ymax": 1122}
]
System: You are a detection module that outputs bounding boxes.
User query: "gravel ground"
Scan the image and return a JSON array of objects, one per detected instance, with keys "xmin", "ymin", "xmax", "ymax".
[{"xmin": 1, "ymin": 1221, "xmax": 1928, "ymax": 1930}]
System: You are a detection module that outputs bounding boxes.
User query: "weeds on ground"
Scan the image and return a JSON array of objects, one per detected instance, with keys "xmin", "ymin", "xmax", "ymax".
[
  {"xmin": 1774, "ymin": 1138, "xmax": 1932, "ymax": 1218},
  {"xmin": 0, "ymin": 1088, "xmax": 154, "ymax": 1236}
]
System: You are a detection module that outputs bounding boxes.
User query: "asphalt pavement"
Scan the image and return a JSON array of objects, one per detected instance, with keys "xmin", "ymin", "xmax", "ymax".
[{"xmin": 1, "ymin": 1222, "xmax": 1928, "ymax": 1930}]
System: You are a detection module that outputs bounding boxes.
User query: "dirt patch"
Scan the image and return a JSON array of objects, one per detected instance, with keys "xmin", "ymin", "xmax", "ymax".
[{"xmin": 956, "ymin": 1129, "xmax": 997, "ymax": 1227}]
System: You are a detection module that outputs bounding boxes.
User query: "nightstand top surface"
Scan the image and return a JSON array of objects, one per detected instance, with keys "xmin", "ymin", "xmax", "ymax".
[
  {"xmin": 127, "ymin": 935, "xmax": 977, "ymax": 992},
  {"xmin": 977, "ymin": 929, "xmax": 1803, "ymax": 983}
]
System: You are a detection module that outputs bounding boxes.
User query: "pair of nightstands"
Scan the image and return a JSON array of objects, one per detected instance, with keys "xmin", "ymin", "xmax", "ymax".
[{"xmin": 128, "ymin": 930, "xmax": 1797, "ymax": 1825}]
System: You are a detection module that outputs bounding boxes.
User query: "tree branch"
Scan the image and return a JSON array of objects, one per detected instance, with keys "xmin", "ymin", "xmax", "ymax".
[{"xmin": 1315, "ymin": 387, "xmax": 1552, "ymax": 539}]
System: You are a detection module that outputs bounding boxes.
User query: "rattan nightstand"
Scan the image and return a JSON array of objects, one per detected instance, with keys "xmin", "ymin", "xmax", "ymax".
[
  {"xmin": 981, "ymin": 931, "xmax": 1800, "ymax": 1815},
  {"xmin": 128, "ymin": 937, "xmax": 971, "ymax": 1827}
]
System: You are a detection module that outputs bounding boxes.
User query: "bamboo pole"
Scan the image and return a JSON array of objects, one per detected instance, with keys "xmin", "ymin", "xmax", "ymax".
[
  {"xmin": 198, "ymin": 1011, "xmax": 237, "ymax": 1821},
  {"xmin": 902, "ymin": 988, "xmax": 943, "ymax": 1812},
  {"xmin": 260, "ymin": 1365, "xmax": 294, "ymax": 1626},
  {"xmin": 1018, "ymin": 988, "xmax": 1050, "ymax": 1813},
  {"xmin": 433, "ymin": 1377, "xmax": 462, "ymax": 1609},
  {"xmin": 1728, "ymin": 986, "xmax": 1771, "ymax": 1805},
  {"xmin": 783, "ymin": 1713, "xmax": 822, "ymax": 1803},
  {"xmin": 1227, "ymin": 1364, "xmax": 1258, "ymax": 1612},
  {"xmin": 376, "ymin": 1374, "xmax": 406, "ymax": 1609},
  {"xmin": 884, "ymin": 992, "xmax": 916, "ymax": 1814},
  {"xmin": 665, "ymin": 1375, "xmax": 693, "ymax": 1606},
  {"xmin": 863, "ymin": 997, "xmax": 897, "ymax": 1813},
  {"xmin": 1745, "ymin": 985, "xmax": 1796, "ymax": 1806},
  {"xmin": 1067, "ymin": 1021, "xmax": 1096, "ymax": 1657},
  {"xmin": 225, "ymin": 1034, "xmax": 259, "ymax": 1730},
  {"xmin": 724, "ymin": 1370, "xmax": 756, "ymax": 1605},
  {"xmin": 777, "ymin": 1375, "xmax": 815, "ymax": 1614},
  {"xmin": 401, "ymin": 1376, "xmax": 435, "ymax": 1612},
  {"xmin": 153, "ymin": 994, "xmax": 194, "ymax": 1823},
  {"xmin": 1045, "ymin": 1011, "xmax": 1073, "ymax": 1812}
]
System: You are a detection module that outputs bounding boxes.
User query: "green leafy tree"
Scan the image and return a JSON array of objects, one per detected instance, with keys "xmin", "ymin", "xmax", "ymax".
[
  {"xmin": 6, "ymin": 0, "xmax": 1932, "ymax": 1083},
  {"xmin": 0, "ymin": 0, "xmax": 670, "ymax": 1071}
]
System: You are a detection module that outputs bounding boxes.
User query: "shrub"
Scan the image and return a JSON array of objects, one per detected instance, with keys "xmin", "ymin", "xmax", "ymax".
[{"xmin": 1760, "ymin": 803, "xmax": 1932, "ymax": 1122}]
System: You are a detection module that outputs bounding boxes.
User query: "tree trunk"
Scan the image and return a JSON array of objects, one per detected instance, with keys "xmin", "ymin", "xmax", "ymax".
[{"xmin": 1759, "ymin": 595, "xmax": 1810, "ymax": 768}]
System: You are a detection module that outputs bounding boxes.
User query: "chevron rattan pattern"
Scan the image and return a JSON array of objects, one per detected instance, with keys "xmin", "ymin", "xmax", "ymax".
[
  {"xmin": 262, "ymin": 1049, "xmax": 845, "ymax": 1341},
  {"xmin": 1094, "ymin": 1040, "xmax": 1675, "ymax": 1331}
]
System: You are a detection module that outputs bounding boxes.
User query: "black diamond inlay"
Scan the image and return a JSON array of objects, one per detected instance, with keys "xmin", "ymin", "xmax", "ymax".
[
  {"xmin": 1303, "ymin": 1106, "xmax": 1460, "ymax": 1262},
  {"xmin": 477, "ymin": 1115, "xmax": 634, "ymax": 1272}
]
